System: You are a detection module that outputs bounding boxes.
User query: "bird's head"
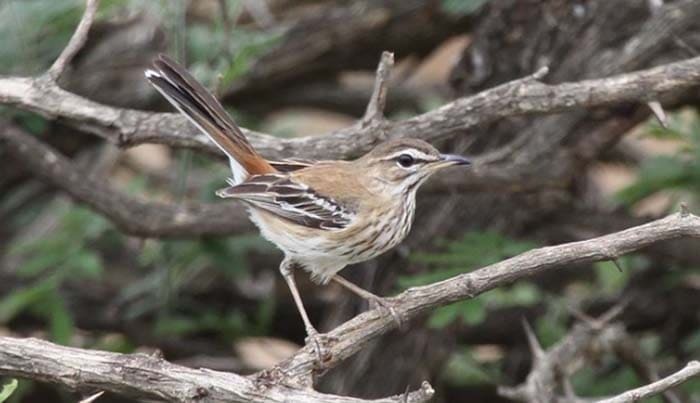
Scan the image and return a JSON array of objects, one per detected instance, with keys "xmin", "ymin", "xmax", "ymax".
[{"xmin": 358, "ymin": 138, "xmax": 470, "ymax": 195}]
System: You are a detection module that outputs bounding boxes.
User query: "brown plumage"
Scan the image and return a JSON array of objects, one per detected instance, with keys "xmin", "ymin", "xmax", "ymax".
[
  {"xmin": 147, "ymin": 54, "xmax": 274, "ymax": 182},
  {"xmin": 145, "ymin": 54, "xmax": 470, "ymax": 361}
]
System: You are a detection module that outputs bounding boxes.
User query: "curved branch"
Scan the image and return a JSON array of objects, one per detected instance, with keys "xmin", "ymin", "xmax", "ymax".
[
  {"xmin": 0, "ymin": 123, "xmax": 251, "ymax": 237},
  {"xmin": 274, "ymin": 212, "xmax": 700, "ymax": 382}
]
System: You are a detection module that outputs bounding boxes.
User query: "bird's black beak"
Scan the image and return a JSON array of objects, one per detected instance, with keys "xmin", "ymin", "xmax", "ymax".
[{"xmin": 439, "ymin": 154, "xmax": 471, "ymax": 166}]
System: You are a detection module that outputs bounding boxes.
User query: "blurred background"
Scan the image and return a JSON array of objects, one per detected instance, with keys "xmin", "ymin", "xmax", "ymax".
[{"xmin": 1, "ymin": 0, "xmax": 700, "ymax": 402}]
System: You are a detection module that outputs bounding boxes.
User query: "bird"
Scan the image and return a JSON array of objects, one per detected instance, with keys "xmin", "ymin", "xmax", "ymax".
[{"xmin": 145, "ymin": 54, "xmax": 470, "ymax": 362}]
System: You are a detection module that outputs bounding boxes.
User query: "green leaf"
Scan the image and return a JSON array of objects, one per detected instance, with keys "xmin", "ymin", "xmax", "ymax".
[
  {"xmin": 441, "ymin": 0, "xmax": 490, "ymax": 15},
  {"xmin": 0, "ymin": 280, "xmax": 55, "ymax": 323},
  {"xmin": 47, "ymin": 294, "xmax": 74, "ymax": 344},
  {"xmin": 0, "ymin": 379, "xmax": 18, "ymax": 403},
  {"xmin": 460, "ymin": 301, "xmax": 487, "ymax": 325},
  {"xmin": 71, "ymin": 251, "xmax": 103, "ymax": 278},
  {"xmin": 427, "ymin": 300, "xmax": 486, "ymax": 328},
  {"xmin": 595, "ymin": 260, "xmax": 630, "ymax": 294},
  {"xmin": 617, "ymin": 156, "xmax": 691, "ymax": 206},
  {"xmin": 16, "ymin": 251, "xmax": 66, "ymax": 277}
]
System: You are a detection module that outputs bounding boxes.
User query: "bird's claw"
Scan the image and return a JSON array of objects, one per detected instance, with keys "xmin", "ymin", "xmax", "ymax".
[
  {"xmin": 304, "ymin": 330, "xmax": 336, "ymax": 367},
  {"xmin": 369, "ymin": 296, "xmax": 403, "ymax": 329}
]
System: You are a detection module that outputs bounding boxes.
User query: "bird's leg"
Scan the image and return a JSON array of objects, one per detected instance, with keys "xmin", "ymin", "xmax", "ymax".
[
  {"xmin": 331, "ymin": 275, "xmax": 403, "ymax": 328},
  {"xmin": 279, "ymin": 259, "xmax": 333, "ymax": 364}
]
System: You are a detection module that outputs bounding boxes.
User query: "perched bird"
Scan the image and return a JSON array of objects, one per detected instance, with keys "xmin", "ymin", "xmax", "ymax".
[{"xmin": 145, "ymin": 54, "xmax": 470, "ymax": 361}]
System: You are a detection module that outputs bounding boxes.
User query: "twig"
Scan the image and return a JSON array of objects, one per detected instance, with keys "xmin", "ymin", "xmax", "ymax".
[
  {"xmin": 597, "ymin": 361, "xmax": 700, "ymax": 403},
  {"xmin": 46, "ymin": 0, "xmax": 100, "ymax": 80},
  {"xmin": 362, "ymin": 51, "xmax": 395, "ymax": 126}
]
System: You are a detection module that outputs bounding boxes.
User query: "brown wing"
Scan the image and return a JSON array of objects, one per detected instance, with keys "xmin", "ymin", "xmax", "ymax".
[
  {"xmin": 267, "ymin": 158, "xmax": 323, "ymax": 172},
  {"xmin": 216, "ymin": 173, "xmax": 355, "ymax": 230}
]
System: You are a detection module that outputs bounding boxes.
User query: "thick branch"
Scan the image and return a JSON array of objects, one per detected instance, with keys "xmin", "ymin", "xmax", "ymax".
[
  {"xmin": 274, "ymin": 212, "xmax": 700, "ymax": 381},
  {"xmin": 0, "ymin": 337, "xmax": 433, "ymax": 403},
  {"xmin": 0, "ymin": 55, "xmax": 698, "ymax": 161}
]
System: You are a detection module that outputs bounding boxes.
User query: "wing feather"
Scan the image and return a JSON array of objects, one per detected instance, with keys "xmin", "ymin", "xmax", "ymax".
[{"xmin": 216, "ymin": 174, "xmax": 355, "ymax": 230}]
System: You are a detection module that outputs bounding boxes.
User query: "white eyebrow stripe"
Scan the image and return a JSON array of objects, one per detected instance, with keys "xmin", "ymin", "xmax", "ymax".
[{"xmin": 383, "ymin": 149, "xmax": 436, "ymax": 161}]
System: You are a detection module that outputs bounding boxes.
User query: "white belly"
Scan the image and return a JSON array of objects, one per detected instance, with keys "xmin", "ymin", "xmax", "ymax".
[{"xmin": 248, "ymin": 195, "xmax": 415, "ymax": 284}]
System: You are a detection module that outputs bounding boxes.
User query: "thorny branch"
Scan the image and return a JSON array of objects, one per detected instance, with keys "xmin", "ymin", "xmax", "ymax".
[
  {"xmin": 0, "ymin": 337, "xmax": 434, "ymax": 403},
  {"xmin": 498, "ymin": 306, "xmax": 697, "ymax": 403},
  {"xmin": 3, "ymin": 1, "xmax": 700, "ymax": 402},
  {"xmin": 0, "ymin": 213, "xmax": 699, "ymax": 401},
  {"xmin": 1, "ymin": 53, "xmax": 699, "ymax": 161},
  {"xmin": 272, "ymin": 212, "xmax": 700, "ymax": 384},
  {"xmin": 2, "ymin": 54, "xmax": 700, "ymax": 235}
]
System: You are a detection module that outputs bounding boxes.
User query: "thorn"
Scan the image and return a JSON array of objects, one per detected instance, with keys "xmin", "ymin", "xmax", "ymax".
[
  {"xmin": 598, "ymin": 300, "xmax": 629, "ymax": 324},
  {"xmin": 532, "ymin": 66, "xmax": 550, "ymax": 80},
  {"xmin": 611, "ymin": 258, "xmax": 624, "ymax": 273},
  {"xmin": 402, "ymin": 384, "xmax": 410, "ymax": 403},
  {"xmin": 567, "ymin": 305, "xmax": 598, "ymax": 328},
  {"xmin": 647, "ymin": 101, "xmax": 668, "ymax": 128},
  {"xmin": 680, "ymin": 202, "xmax": 690, "ymax": 217},
  {"xmin": 79, "ymin": 391, "xmax": 104, "ymax": 403},
  {"xmin": 521, "ymin": 318, "xmax": 545, "ymax": 360}
]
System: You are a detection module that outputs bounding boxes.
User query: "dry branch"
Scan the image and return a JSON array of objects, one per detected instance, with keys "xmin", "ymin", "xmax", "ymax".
[
  {"xmin": 45, "ymin": 0, "xmax": 99, "ymax": 80},
  {"xmin": 498, "ymin": 310, "xmax": 700, "ymax": 403},
  {"xmin": 0, "ymin": 123, "xmax": 251, "ymax": 237},
  {"xmin": 598, "ymin": 361, "xmax": 700, "ymax": 403},
  {"xmin": 271, "ymin": 212, "xmax": 700, "ymax": 383},
  {"xmin": 0, "ymin": 337, "xmax": 433, "ymax": 403},
  {"xmin": 1, "ymin": 212, "xmax": 699, "ymax": 401},
  {"xmin": 3, "ymin": 55, "xmax": 700, "ymax": 236},
  {"xmin": 1, "ymin": 55, "xmax": 699, "ymax": 162}
]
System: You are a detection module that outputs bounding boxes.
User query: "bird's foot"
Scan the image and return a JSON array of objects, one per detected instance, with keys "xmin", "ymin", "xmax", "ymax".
[
  {"xmin": 367, "ymin": 295, "xmax": 403, "ymax": 329},
  {"xmin": 304, "ymin": 328, "xmax": 336, "ymax": 367}
]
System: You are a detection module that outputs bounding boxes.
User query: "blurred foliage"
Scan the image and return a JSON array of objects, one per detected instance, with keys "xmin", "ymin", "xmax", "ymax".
[
  {"xmin": 1, "ymin": 207, "xmax": 110, "ymax": 344},
  {"xmin": 441, "ymin": 347, "xmax": 503, "ymax": 387},
  {"xmin": 401, "ymin": 231, "xmax": 537, "ymax": 328},
  {"xmin": 618, "ymin": 110, "xmax": 700, "ymax": 209},
  {"xmin": 0, "ymin": 0, "xmax": 82, "ymax": 75},
  {"xmin": 0, "ymin": 0, "xmax": 282, "ymax": 355},
  {"xmin": 440, "ymin": 0, "xmax": 491, "ymax": 16}
]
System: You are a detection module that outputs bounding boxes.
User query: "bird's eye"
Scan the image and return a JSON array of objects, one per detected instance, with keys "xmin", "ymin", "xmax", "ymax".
[{"xmin": 397, "ymin": 154, "xmax": 415, "ymax": 168}]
